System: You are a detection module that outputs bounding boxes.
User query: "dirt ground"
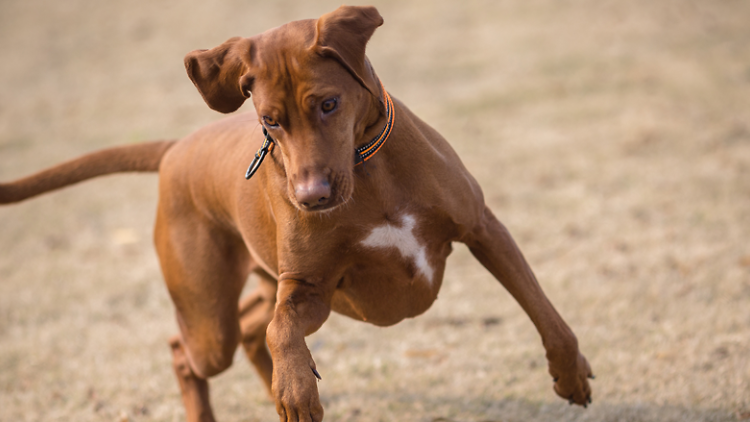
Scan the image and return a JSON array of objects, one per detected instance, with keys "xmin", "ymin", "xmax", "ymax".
[{"xmin": 1, "ymin": 0, "xmax": 749, "ymax": 421}]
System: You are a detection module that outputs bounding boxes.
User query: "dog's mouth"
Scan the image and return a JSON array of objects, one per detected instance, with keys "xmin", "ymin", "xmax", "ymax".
[{"xmin": 297, "ymin": 200, "xmax": 339, "ymax": 213}]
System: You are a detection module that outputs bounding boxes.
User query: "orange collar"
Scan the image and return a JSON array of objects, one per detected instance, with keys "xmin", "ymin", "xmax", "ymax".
[{"xmin": 355, "ymin": 81, "xmax": 395, "ymax": 166}]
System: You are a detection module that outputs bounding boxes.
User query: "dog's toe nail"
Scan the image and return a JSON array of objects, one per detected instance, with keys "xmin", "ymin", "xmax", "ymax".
[
  {"xmin": 568, "ymin": 395, "xmax": 574, "ymax": 405},
  {"xmin": 553, "ymin": 377, "xmax": 559, "ymax": 382},
  {"xmin": 312, "ymin": 368, "xmax": 322, "ymax": 380},
  {"xmin": 588, "ymin": 396, "xmax": 592, "ymax": 404},
  {"xmin": 588, "ymin": 374, "xmax": 596, "ymax": 379}
]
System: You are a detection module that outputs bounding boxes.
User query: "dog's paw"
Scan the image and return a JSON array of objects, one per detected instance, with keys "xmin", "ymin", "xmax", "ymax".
[
  {"xmin": 272, "ymin": 356, "xmax": 324, "ymax": 422},
  {"xmin": 550, "ymin": 352, "xmax": 594, "ymax": 408}
]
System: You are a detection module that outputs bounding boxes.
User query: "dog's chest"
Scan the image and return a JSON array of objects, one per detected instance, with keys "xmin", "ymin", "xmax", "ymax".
[
  {"xmin": 359, "ymin": 214, "xmax": 435, "ymax": 284},
  {"xmin": 331, "ymin": 212, "xmax": 452, "ymax": 326}
]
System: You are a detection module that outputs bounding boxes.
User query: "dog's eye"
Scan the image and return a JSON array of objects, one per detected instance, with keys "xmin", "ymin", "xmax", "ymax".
[
  {"xmin": 321, "ymin": 98, "xmax": 337, "ymax": 114},
  {"xmin": 263, "ymin": 116, "xmax": 279, "ymax": 127}
]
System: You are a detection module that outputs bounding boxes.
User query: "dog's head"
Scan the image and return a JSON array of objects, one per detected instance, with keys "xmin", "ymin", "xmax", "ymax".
[{"xmin": 184, "ymin": 6, "xmax": 385, "ymax": 212}]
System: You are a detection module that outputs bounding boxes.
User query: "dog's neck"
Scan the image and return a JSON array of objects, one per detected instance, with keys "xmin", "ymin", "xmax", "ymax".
[{"xmin": 354, "ymin": 80, "xmax": 395, "ymax": 166}]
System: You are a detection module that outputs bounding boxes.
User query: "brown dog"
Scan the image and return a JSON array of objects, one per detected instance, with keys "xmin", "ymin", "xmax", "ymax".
[{"xmin": 0, "ymin": 6, "xmax": 593, "ymax": 422}]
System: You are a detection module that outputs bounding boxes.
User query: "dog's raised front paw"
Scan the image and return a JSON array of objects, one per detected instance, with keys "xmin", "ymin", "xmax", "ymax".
[
  {"xmin": 272, "ymin": 356, "xmax": 324, "ymax": 422},
  {"xmin": 549, "ymin": 351, "xmax": 594, "ymax": 408}
]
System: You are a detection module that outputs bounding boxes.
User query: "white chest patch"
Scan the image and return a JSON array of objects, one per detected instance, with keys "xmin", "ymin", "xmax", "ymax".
[{"xmin": 360, "ymin": 214, "xmax": 434, "ymax": 284}]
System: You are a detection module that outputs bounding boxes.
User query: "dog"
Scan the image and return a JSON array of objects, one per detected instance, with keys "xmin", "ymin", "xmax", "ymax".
[{"xmin": 0, "ymin": 6, "xmax": 593, "ymax": 422}]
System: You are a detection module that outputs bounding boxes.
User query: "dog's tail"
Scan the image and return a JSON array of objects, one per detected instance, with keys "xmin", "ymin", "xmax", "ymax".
[{"xmin": 0, "ymin": 140, "xmax": 176, "ymax": 204}]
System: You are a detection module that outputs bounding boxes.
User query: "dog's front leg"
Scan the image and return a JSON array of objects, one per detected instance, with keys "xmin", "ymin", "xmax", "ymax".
[
  {"xmin": 465, "ymin": 205, "xmax": 593, "ymax": 406},
  {"xmin": 266, "ymin": 277, "xmax": 332, "ymax": 422}
]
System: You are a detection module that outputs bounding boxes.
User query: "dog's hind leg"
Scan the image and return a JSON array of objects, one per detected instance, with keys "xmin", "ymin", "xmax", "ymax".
[
  {"xmin": 154, "ymin": 209, "xmax": 251, "ymax": 422},
  {"xmin": 169, "ymin": 335, "xmax": 216, "ymax": 422},
  {"xmin": 239, "ymin": 268, "xmax": 276, "ymax": 396}
]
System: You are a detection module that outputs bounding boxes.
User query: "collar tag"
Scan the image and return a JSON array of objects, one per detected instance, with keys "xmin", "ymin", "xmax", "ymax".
[{"xmin": 245, "ymin": 127, "xmax": 275, "ymax": 180}]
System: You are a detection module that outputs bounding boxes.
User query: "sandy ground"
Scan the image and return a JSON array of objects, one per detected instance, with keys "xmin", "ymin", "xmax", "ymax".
[{"xmin": 1, "ymin": 0, "xmax": 749, "ymax": 421}]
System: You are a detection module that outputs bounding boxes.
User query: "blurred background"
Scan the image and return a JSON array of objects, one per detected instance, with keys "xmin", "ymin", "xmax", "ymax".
[{"xmin": 1, "ymin": 0, "xmax": 749, "ymax": 421}]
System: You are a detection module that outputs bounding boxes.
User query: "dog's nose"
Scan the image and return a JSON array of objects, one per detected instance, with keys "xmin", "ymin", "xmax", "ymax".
[{"xmin": 295, "ymin": 178, "xmax": 331, "ymax": 209}]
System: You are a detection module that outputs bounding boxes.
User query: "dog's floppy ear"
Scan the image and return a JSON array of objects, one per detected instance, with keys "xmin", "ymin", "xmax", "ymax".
[
  {"xmin": 312, "ymin": 5, "xmax": 383, "ymax": 95},
  {"xmin": 184, "ymin": 37, "xmax": 255, "ymax": 113}
]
